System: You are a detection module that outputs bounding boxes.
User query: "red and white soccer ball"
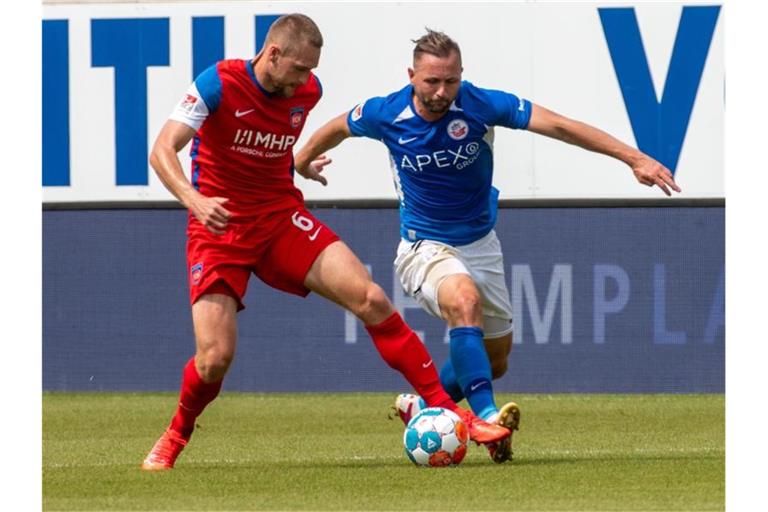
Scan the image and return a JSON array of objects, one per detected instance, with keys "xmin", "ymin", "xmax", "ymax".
[{"xmin": 403, "ymin": 407, "xmax": 468, "ymax": 467}]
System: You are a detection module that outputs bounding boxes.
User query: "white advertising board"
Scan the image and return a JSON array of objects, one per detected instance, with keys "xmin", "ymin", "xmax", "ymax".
[{"xmin": 42, "ymin": 1, "xmax": 724, "ymax": 202}]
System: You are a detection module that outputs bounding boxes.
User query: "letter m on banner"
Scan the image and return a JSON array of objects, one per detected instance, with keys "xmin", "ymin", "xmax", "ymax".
[{"xmin": 598, "ymin": 6, "xmax": 720, "ymax": 174}]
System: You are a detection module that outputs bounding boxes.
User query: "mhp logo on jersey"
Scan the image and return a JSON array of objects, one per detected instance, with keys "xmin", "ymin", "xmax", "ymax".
[
  {"xmin": 190, "ymin": 262, "xmax": 203, "ymax": 285},
  {"xmin": 290, "ymin": 106, "xmax": 304, "ymax": 128}
]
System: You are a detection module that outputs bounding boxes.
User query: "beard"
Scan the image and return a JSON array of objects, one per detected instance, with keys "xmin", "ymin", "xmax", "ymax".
[
  {"xmin": 264, "ymin": 68, "xmax": 299, "ymax": 98},
  {"xmin": 419, "ymin": 94, "xmax": 452, "ymax": 114},
  {"xmin": 273, "ymin": 83, "xmax": 298, "ymax": 98}
]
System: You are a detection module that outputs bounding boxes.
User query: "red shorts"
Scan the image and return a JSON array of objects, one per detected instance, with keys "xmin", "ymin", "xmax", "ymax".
[{"xmin": 186, "ymin": 206, "xmax": 340, "ymax": 310}]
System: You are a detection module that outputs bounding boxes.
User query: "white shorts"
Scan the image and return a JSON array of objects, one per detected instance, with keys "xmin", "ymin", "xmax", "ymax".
[{"xmin": 394, "ymin": 230, "xmax": 513, "ymax": 338}]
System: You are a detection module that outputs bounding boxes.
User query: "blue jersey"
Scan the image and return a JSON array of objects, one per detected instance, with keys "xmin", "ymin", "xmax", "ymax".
[{"xmin": 347, "ymin": 81, "xmax": 531, "ymax": 245}]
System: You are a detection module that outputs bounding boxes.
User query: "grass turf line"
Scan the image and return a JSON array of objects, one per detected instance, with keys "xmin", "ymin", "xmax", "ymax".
[{"xmin": 43, "ymin": 393, "xmax": 724, "ymax": 511}]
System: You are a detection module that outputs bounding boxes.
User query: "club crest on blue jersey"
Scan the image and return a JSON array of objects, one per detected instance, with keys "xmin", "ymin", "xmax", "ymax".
[
  {"xmin": 190, "ymin": 263, "xmax": 204, "ymax": 285},
  {"xmin": 290, "ymin": 107, "xmax": 305, "ymax": 128},
  {"xmin": 447, "ymin": 119, "xmax": 469, "ymax": 140},
  {"xmin": 351, "ymin": 102, "xmax": 364, "ymax": 122}
]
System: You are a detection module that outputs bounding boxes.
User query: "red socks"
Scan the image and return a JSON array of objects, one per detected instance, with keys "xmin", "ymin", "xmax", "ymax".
[
  {"xmin": 366, "ymin": 312, "xmax": 457, "ymax": 411},
  {"xmin": 169, "ymin": 357, "xmax": 223, "ymax": 439},
  {"xmin": 168, "ymin": 313, "xmax": 454, "ymax": 439}
]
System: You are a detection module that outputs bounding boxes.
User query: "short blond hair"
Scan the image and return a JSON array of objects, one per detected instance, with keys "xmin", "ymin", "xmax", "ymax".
[{"xmin": 265, "ymin": 13, "xmax": 323, "ymax": 54}]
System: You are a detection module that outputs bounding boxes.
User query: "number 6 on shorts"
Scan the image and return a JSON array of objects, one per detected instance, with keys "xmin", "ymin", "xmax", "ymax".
[{"xmin": 291, "ymin": 211, "xmax": 315, "ymax": 232}]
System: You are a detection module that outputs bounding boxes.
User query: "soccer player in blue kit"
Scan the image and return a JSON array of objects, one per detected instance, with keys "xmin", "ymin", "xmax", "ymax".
[{"xmin": 294, "ymin": 29, "xmax": 681, "ymax": 463}]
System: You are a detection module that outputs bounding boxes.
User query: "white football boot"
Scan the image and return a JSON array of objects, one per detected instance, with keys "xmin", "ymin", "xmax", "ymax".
[{"xmin": 390, "ymin": 393, "xmax": 427, "ymax": 425}]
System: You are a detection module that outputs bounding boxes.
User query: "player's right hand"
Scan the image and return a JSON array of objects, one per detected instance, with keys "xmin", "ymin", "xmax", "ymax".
[
  {"xmin": 301, "ymin": 155, "xmax": 332, "ymax": 186},
  {"xmin": 189, "ymin": 196, "xmax": 232, "ymax": 235}
]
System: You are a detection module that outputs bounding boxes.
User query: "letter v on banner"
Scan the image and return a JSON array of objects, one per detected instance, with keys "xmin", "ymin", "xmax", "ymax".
[{"xmin": 598, "ymin": 6, "xmax": 721, "ymax": 174}]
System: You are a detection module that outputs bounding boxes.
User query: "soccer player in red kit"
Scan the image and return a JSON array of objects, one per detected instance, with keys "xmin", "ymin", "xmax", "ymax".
[{"xmin": 141, "ymin": 13, "xmax": 510, "ymax": 471}]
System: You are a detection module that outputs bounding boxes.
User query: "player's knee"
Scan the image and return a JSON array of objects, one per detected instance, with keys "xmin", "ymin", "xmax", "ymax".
[
  {"xmin": 353, "ymin": 283, "xmax": 391, "ymax": 322},
  {"xmin": 460, "ymin": 292, "xmax": 482, "ymax": 316},
  {"xmin": 364, "ymin": 283, "xmax": 391, "ymax": 317},
  {"xmin": 444, "ymin": 291, "xmax": 482, "ymax": 325},
  {"xmin": 196, "ymin": 346, "xmax": 234, "ymax": 381}
]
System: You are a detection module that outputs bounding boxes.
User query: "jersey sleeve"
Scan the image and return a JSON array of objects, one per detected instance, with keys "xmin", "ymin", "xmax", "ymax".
[
  {"xmin": 346, "ymin": 97, "xmax": 387, "ymax": 140},
  {"xmin": 463, "ymin": 82, "xmax": 532, "ymax": 130},
  {"xmin": 168, "ymin": 64, "xmax": 222, "ymax": 131}
]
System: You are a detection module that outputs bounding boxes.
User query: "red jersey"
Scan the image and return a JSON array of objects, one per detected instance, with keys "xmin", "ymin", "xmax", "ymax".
[{"xmin": 169, "ymin": 59, "xmax": 322, "ymax": 217}]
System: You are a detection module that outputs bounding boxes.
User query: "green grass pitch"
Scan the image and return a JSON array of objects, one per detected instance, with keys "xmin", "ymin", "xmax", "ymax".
[{"xmin": 43, "ymin": 392, "xmax": 724, "ymax": 511}]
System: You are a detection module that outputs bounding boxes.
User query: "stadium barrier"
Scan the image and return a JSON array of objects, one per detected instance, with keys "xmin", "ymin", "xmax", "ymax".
[{"xmin": 43, "ymin": 205, "xmax": 724, "ymax": 393}]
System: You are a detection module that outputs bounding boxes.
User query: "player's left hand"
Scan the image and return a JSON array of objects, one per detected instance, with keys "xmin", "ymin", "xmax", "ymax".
[
  {"xmin": 301, "ymin": 155, "xmax": 332, "ymax": 186},
  {"xmin": 630, "ymin": 155, "xmax": 682, "ymax": 196}
]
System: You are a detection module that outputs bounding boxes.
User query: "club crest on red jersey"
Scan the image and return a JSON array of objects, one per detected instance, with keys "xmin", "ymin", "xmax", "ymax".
[
  {"xmin": 290, "ymin": 107, "xmax": 305, "ymax": 128},
  {"xmin": 190, "ymin": 262, "xmax": 203, "ymax": 285}
]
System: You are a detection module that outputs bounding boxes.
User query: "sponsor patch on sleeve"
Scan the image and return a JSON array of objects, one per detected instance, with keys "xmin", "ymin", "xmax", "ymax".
[
  {"xmin": 350, "ymin": 101, "xmax": 365, "ymax": 122},
  {"xmin": 180, "ymin": 94, "xmax": 199, "ymax": 112}
]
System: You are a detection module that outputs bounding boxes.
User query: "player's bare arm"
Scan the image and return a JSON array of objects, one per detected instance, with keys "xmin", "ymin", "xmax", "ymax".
[
  {"xmin": 149, "ymin": 120, "xmax": 232, "ymax": 235},
  {"xmin": 526, "ymin": 104, "xmax": 681, "ymax": 196},
  {"xmin": 294, "ymin": 112, "xmax": 352, "ymax": 186}
]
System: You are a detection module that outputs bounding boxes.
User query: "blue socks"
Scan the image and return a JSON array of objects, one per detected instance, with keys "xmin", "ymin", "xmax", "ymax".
[
  {"xmin": 439, "ymin": 361, "xmax": 464, "ymax": 403},
  {"xmin": 442, "ymin": 326, "xmax": 498, "ymax": 421}
]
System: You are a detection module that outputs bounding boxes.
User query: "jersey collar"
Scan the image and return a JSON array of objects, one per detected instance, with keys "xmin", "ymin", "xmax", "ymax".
[{"xmin": 245, "ymin": 58, "xmax": 276, "ymax": 98}]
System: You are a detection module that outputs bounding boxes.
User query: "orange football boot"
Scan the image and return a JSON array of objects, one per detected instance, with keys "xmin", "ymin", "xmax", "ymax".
[
  {"xmin": 453, "ymin": 408, "xmax": 511, "ymax": 445},
  {"xmin": 141, "ymin": 428, "xmax": 188, "ymax": 471}
]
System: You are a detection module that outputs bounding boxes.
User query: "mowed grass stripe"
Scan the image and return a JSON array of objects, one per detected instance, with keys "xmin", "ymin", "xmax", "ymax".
[{"xmin": 43, "ymin": 393, "xmax": 724, "ymax": 511}]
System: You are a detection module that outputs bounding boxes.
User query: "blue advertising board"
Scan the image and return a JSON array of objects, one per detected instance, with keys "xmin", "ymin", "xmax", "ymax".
[{"xmin": 42, "ymin": 206, "xmax": 724, "ymax": 393}]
